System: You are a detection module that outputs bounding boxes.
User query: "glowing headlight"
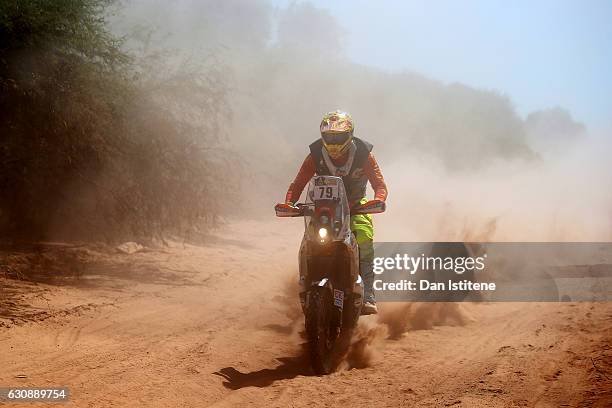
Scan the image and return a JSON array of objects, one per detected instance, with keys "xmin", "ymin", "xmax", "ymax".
[{"xmin": 318, "ymin": 227, "xmax": 328, "ymax": 239}]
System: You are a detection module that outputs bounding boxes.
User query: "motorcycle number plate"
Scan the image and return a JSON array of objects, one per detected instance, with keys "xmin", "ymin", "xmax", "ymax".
[
  {"xmin": 314, "ymin": 185, "xmax": 339, "ymax": 201},
  {"xmin": 333, "ymin": 289, "xmax": 344, "ymax": 309}
]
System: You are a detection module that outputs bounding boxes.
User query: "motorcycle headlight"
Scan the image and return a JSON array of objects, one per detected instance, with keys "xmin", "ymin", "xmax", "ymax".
[{"xmin": 318, "ymin": 227, "xmax": 328, "ymax": 239}]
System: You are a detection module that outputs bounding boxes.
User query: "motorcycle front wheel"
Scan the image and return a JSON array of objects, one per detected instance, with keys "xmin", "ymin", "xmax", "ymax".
[{"xmin": 306, "ymin": 288, "xmax": 338, "ymax": 375}]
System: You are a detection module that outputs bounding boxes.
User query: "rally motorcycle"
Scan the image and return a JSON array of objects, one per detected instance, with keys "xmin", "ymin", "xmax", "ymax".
[{"xmin": 275, "ymin": 176, "xmax": 385, "ymax": 374}]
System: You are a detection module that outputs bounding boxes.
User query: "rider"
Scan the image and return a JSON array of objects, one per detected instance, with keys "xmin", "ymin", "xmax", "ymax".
[{"xmin": 279, "ymin": 110, "xmax": 387, "ymax": 315}]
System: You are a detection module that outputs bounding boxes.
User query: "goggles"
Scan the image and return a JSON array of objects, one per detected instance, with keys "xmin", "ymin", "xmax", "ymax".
[{"xmin": 322, "ymin": 132, "xmax": 351, "ymax": 146}]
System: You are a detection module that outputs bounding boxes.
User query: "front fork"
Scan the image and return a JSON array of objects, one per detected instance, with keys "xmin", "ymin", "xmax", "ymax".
[{"xmin": 299, "ymin": 276, "xmax": 364, "ymax": 329}]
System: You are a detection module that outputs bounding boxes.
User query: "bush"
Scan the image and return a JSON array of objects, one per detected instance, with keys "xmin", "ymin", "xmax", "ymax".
[{"xmin": 0, "ymin": 0, "xmax": 232, "ymax": 242}]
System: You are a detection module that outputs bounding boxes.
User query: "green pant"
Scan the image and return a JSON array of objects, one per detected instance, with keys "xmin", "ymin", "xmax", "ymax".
[
  {"xmin": 351, "ymin": 198, "xmax": 375, "ymax": 302},
  {"xmin": 351, "ymin": 211, "xmax": 374, "ymax": 262}
]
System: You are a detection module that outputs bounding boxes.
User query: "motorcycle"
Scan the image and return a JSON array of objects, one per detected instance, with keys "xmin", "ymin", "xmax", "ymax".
[{"xmin": 275, "ymin": 176, "xmax": 385, "ymax": 374}]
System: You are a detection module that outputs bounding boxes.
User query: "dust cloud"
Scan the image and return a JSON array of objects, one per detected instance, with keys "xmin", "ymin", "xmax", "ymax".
[
  {"xmin": 110, "ymin": 0, "xmax": 611, "ymax": 242},
  {"xmin": 344, "ymin": 318, "xmax": 388, "ymax": 369},
  {"xmin": 338, "ymin": 303, "xmax": 474, "ymax": 369}
]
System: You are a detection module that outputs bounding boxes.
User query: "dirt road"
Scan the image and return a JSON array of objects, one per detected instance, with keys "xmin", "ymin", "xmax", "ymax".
[{"xmin": 0, "ymin": 220, "xmax": 610, "ymax": 407}]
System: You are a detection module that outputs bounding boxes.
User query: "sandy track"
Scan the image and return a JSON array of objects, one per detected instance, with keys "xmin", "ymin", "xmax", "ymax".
[{"xmin": 0, "ymin": 220, "xmax": 610, "ymax": 407}]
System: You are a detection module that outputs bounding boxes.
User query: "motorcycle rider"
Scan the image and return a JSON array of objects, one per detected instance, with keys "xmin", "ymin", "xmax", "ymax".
[{"xmin": 278, "ymin": 110, "xmax": 387, "ymax": 315}]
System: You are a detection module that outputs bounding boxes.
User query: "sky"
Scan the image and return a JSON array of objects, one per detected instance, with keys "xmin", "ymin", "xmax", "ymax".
[{"xmin": 272, "ymin": 0, "xmax": 612, "ymax": 129}]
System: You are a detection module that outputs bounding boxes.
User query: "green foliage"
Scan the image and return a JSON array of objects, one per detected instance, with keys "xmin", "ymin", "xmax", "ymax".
[
  {"xmin": 0, "ymin": 0, "xmax": 232, "ymax": 242},
  {"xmin": 0, "ymin": 0, "xmax": 124, "ymax": 65}
]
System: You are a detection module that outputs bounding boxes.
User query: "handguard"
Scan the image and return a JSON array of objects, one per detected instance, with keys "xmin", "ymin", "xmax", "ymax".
[
  {"xmin": 351, "ymin": 199, "xmax": 386, "ymax": 215},
  {"xmin": 275, "ymin": 203, "xmax": 303, "ymax": 217}
]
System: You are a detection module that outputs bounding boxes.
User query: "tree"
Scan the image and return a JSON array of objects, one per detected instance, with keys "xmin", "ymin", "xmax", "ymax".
[{"xmin": 0, "ymin": 0, "xmax": 231, "ymax": 242}]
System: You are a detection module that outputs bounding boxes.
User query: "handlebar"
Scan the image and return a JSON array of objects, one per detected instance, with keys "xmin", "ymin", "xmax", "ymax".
[{"xmin": 275, "ymin": 200, "xmax": 385, "ymax": 218}]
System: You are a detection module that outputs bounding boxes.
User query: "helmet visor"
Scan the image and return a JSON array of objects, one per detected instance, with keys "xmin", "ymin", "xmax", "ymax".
[{"xmin": 322, "ymin": 132, "xmax": 351, "ymax": 146}]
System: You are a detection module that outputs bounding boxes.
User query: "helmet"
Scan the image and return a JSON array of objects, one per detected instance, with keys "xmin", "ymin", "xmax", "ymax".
[{"xmin": 320, "ymin": 110, "xmax": 354, "ymax": 160}]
